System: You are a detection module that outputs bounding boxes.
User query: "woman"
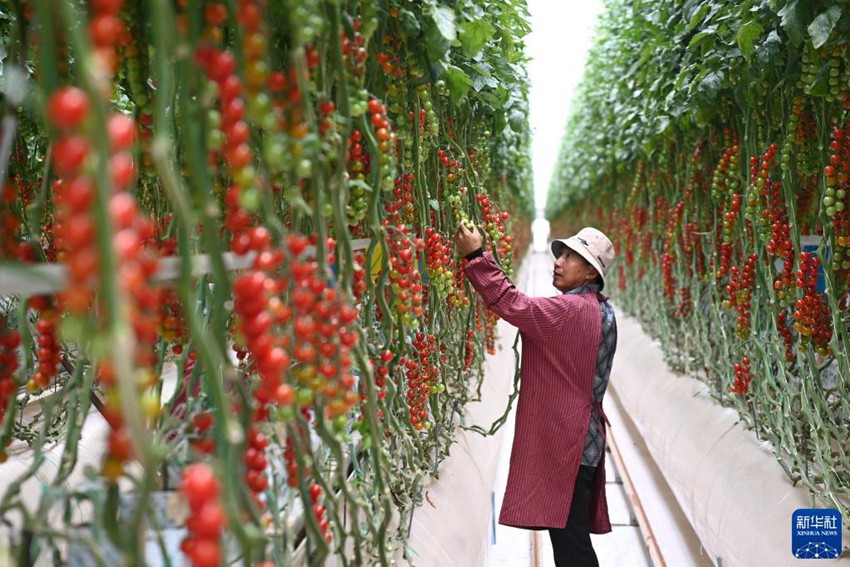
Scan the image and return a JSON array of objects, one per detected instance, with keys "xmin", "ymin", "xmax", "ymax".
[{"xmin": 456, "ymin": 224, "xmax": 617, "ymax": 567}]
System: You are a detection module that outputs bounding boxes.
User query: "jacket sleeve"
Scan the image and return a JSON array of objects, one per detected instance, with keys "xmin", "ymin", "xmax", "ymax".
[{"xmin": 463, "ymin": 252, "xmax": 572, "ymax": 340}]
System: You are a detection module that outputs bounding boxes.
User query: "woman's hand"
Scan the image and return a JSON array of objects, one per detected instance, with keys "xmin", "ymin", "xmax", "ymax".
[{"xmin": 455, "ymin": 223, "xmax": 483, "ymax": 256}]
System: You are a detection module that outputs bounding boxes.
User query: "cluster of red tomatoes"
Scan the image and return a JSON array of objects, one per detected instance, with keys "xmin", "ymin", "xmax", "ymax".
[
  {"xmin": 181, "ymin": 463, "xmax": 227, "ymax": 567},
  {"xmin": 724, "ymin": 253, "xmax": 758, "ymax": 341},
  {"xmin": 0, "ymin": 320, "xmax": 21, "ymax": 433},
  {"xmin": 793, "ymin": 252, "xmax": 833, "ymax": 356},
  {"xmin": 730, "ymin": 357, "xmax": 753, "ymax": 395}
]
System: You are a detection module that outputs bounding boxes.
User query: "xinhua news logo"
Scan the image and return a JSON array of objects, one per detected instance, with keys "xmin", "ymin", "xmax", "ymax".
[{"xmin": 792, "ymin": 509, "xmax": 842, "ymax": 559}]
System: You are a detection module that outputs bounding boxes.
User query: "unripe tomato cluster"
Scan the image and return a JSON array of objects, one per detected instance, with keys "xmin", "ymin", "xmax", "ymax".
[
  {"xmin": 710, "ymin": 133, "xmax": 739, "ymax": 201},
  {"xmin": 438, "ymin": 149, "xmax": 469, "ymax": 228},
  {"xmin": 826, "ymin": 125, "xmax": 850, "ymax": 269},
  {"xmin": 784, "ymin": 96, "xmax": 819, "ymax": 175}
]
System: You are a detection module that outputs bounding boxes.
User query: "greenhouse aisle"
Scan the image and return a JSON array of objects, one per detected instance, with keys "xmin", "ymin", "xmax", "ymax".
[{"xmin": 483, "ymin": 247, "xmax": 705, "ymax": 567}]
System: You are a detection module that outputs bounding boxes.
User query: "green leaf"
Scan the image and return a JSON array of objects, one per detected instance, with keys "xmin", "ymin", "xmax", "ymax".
[
  {"xmin": 736, "ymin": 19, "xmax": 764, "ymax": 59},
  {"xmin": 459, "ymin": 19, "xmax": 495, "ymax": 58},
  {"xmin": 755, "ymin": 30, "xmax": 783, "ymax": 67},
  {"xmin": 778, "ymin": 0, "xmax": 805, "ymax": 46},
  {"xmin": 686, "ymin": 4, "xmax": 711, "ymax": 33},
  {"xmin": 431, "ymin": 5, "xmax": 457, "ymax": 43},
  {"xmin": 808, "ymin": 6, "xmax": 841, "ymax": 49},
  {"xmin": 696, "ymin": 70, "xmax": 724, "ymax": 99},
  {"xmin": 399, "ymin": 9, "xmax": 421, "ymax": 35},
  {"xmin": 429, "ymin": 199, "xmax": 440, "ymax": 211},
  {"xmin": 471, "ymin": 70, "xmax": 498, "ymax": 92},
  {"xmin": 424, "ymin": 5, "xmax": 457, "ymax": 61},
  {"xmin": 444, "ymin": 65, "xmax": 473, "ymax": 104},
  {"xmin": 688, "ymin": 26, "xmax": 717, "ymax": 51}
]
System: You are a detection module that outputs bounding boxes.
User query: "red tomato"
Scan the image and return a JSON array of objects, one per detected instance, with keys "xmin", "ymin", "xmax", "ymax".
[
  {"xmin": 90, "ymin": 0, "xmax": 125, "ymax": 11},
  {"xmin": 181, "ymin": 463, "xmax": 219, "ymax": 510},
  {"xmin": 48, "ymin": 87, "xmax": 89, "ymax": 130},
  {"xmin": 88, "ymin": 14, "xmax": 125, "ymax": 47},
  {"xmin": 107, "ymin": 114, "xmax": 136, "ymax": 151},
  {"xmin": 188, "ymin": 538, "xmax": 221, "ymax": 567},
  {"xmin": 52, "ymin": 135, "xmax": 91, "ymax": 176},
  {"xmin": 192, "ymin": 501, "xmax": 226, "ymax": 538}
]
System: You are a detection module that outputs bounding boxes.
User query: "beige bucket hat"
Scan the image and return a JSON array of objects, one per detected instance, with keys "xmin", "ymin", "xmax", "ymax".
[{"xmin": 550, "ymin": 227, "xmax": 615, "ymax": 289}]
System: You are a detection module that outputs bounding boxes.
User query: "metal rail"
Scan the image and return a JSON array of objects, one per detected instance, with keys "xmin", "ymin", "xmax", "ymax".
[{"xmin": 0, "ymin": 238, "xmax": 373, "ymax": 296}]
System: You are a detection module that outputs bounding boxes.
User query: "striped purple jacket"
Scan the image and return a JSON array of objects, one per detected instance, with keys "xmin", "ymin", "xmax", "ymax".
[{"xmin": 465, "ymin": 252, "xmax": 611, "ymax": 533}]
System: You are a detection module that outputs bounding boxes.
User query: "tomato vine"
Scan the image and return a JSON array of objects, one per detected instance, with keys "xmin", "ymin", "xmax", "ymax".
[
  {"xmin": 547, "ymin": 0, "xmax": 850, "ymax": 526},
  {"xmin": 0, "ymin": 0, "xmax": 534, "ymax": 564}
]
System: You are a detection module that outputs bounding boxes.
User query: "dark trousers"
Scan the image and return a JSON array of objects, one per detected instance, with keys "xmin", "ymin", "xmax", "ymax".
[{"xmin": 549, "ymin": 465, "xmax": 599, "ymax": 567}]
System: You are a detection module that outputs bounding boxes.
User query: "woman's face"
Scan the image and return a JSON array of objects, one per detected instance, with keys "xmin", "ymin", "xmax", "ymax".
[{"xmin": 552, "ymin": 247, "xmax": 598, "ymax": 293}]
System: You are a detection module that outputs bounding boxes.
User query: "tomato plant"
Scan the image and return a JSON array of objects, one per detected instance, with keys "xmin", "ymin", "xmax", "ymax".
[
  {"xmin": 546, "ymin": 0, "xmax": 850, "ymax": 528},
  {"xmin": 0, "ymin": 0, "xmax": 534, "ymax": 564}
]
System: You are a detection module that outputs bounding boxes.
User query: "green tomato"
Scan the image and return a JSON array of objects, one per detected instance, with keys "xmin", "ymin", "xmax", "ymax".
[
  {"xmin": 239, "ymin": 187, "xmax": 261, "ymax": 211},
  {"xmin": 277, "ymin": 405, "xmax": 296, "ymax": 422},
  {"xmin": 333, "ymin": 415, "xmax": 348, "ymax": 432},
  {"xmin": 296, "ymin": 388, "xmax": 313, "ymax": 407},
  {"xmin": 297, "ymin": 159, "xmax": 312, "ymax": 178},
  {"xmin": 207, "ymin": 129, "xmax": 224, "ymax": 151},
  {"xmin": 235, "ymin": 166, "xmax": 256, "ymax": 189},
  {"xmin": 263, "ymin": 138, "xmax": 287, "ymax": 171}
]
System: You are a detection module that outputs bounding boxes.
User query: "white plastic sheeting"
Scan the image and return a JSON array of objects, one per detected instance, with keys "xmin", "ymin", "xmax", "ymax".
[{"xmin": 611, "ymin": 309, "xmax": 849, "ymax": 566}]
